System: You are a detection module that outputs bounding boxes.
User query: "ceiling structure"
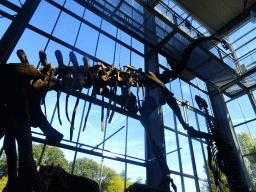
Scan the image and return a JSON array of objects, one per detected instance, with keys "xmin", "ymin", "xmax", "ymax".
[
  {"xmin": 173, "ymin": 0, "xmax": 256, "ymax": 38},
  {"xmin": 1, "ymin": 0, "xmax": 256, "ymax": 99},
  {"xmin": 71, "ymin": 0, "xmax": 256, "ymax": 100}
]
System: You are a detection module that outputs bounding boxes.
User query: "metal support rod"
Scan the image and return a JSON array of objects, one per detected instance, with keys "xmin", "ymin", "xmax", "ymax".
[
  {"xmin": 174, "ymin": 114, "xmax": 185, "ymax": 192},
  {"xmin": 0, "ymin": 0, "xmax": 21, "ymax": 13},
  {"xmin": 91, "ymin": 126, "xmax": 125, "ymax": 151},
  {"xmin": 183, "ymin": 103, "xmax": 200, "ymax": 191},
  {"xmin": 124, "ymin": 116, "xmax": 128, "ymax": 190},
  {"xmin": 36, "ymin": 0, "xmax": 67, "ymax": 68},
  {"xmin": 71, "ymin": 98, "xmax": 88, "ymax": 175},
  {"xmin": 248, "ymin": 92, "xmax": 256, "ymax": 116},
  {"xmin": 99, "ymin": 113, "xmax": 108, "ymax": 192},
  {"xmin": 194, "ymin": 112, "xmax": 213, "ymax": 192},
  {"xmin": 32, "ymin": 136, "xmax": 146, "ymax": 167},
  {"xmin": 109, "ymin": 0, "xmax": 124, "ymax": 18},
  {"xmin": 148, "ymin": 147, "xmax": 182, "ymax": 162},
  {"xmin": 243, "ymin": 151, "xmax": 256, "ymax": 157},
  {"xmin": 237, "ymin": 98, "xmax": 256, "ymax": 149},
  {"xmin": 0, "ymin": 0, "xmax": 41, "ymax": 64},
  {"xmin": 37, "ymin": 94, "xmax": 59, "ymax": 166}
]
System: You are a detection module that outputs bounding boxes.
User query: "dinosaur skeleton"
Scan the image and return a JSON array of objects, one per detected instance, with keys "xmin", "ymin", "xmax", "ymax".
[
  {"xmin": 195, "ymin": 95, "xmax": 225, "ymax": 191},
  {"xmin": 0, "ymin": 36, "xmax": 231, "ymax": 191},
  {"xmin": 195, "ymin": 95, "xmax": 249, "ymax": 191}
]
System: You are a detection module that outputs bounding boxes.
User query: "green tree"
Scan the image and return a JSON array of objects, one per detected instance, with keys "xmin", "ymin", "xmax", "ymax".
[
  {"xmin": 0, "ymin": 153, "xmax": 8, "ymax": 178},
  {"xmin": 33, "ymin": 144, "xmax": 69, "ymax": 171},
  {"xmin": 70, "ymin": 157, "xmax": 101, "ymax": 181},
  {"xmin": 200, "ymin": 163, "xmax": 229, "ymax": 192},
  {"xmin": 135, "ymin": 176, "xmax": 143, "ymax": 184},
  {"xmin": 0, "ymin": 143, "xmax": 69, "ymax": 178},
  {"xmin": 237, "ymin": 131, "xmax": 256, "ymax": 189},
  {"xmin": 0, "ymin": 176, "xmax": 7, "ymax": 192},
  {"xmin": 201, "ymin": 131, "xmax": 256, "ymax": 191},
  {"xmin": 99, "ymin": 164, "xmax": 118, "ymax": 191},
  {"xmin": 106, "ymin": 175, "xmax": 132, "ymax": 192},
  {"xmin": 119, "ymin": 169, "xmax": 131, "ymax": 181},
  {"xmin": 70, "ymin": 157, "xmax": 118, "ymax": 191}
]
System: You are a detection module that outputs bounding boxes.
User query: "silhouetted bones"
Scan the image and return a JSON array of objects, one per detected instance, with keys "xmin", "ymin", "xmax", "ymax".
[{"xmin": 0, "ymin": 36, "xmax": 225, "ymax": 191}]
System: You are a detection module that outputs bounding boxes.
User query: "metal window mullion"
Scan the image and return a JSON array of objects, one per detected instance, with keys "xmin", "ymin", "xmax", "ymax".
[
  {"xmin": 248, "ymin": 92, "xmax": 256, "ymax": 115},
  {"xmin": 124, "ymin": 116, "xmax": 129, "ymax": 190},
  {"xmin": 0, "ymin": 0, "xmax": 41, "ymax": 64},
  {"xmin": 99, "ymin": 111, "xmax": 108, "ymax": 191},
  {"xmin": 237, "ymin": 98, "xmax": 256, "ymax": 148},
  {"xmin": 233, "ymin": 35, "xmax": 256, "ymax": 53},
  {"xmin": 36, "ymin": 0, "xmax": 67, "ymax": 68},
  {"xmin": 235, "ymin": 47, "xmax": 256, "ymax": 63},
  {"xmin": 233, "ymin": 117, "xmax": 256, "ymax": 128},
  {"xmin": 37, "ymin": 98, "xmax": 59, "ymax": 166},
  {"xmin": 75, "ymin": 0, "xmax": 144, "ymax": 36},
  {"xmin": 39, "ymin": 2, "xmax": 87, "ymax": 167},
  {"xmin": 183, "ymin": 107, "xmax": 200, "ymax": 192},
  {"xmin": 93, "ymin": 19, "xmax": 103, "ymax": 66},
  {"xmin": 243, "ymin": 33, "xmax": 256, "ymax": 63},
  {"xmin": 194, "ymin": 112, "xmax": 213, "ymax": 192},
  {"xmin": 229, "ymin": 27, "xmax": 256, "ymax": 45},
  {"xmin": 174, "ymin": 113, "xmax": 185, "ymax": 192},
  {"xmin": 113, "ymin": 27, "xmax": 119, "ymax": 65},
  {"xmin": 71, "ymin": 98, "xmax": 88, "ymax": 175},
  {"xmin": 46, "ymin": 0, "xmax": 144, "ymax": 57},
  {"xmin": 124, "ymin": 31, "xmax": 133, "ymax": 189}
]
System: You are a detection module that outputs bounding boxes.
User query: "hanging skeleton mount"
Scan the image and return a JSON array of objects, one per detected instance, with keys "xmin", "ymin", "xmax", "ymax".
[
  {"xmin": 0, "ymin": 37, "xmax": 225, "ymax": 142},
  {"xmin": 195, "ymin": 95, "xmax": 250, "ymax": 191},
  {"xmin": 0, "ymin": 36, "xmax": 231, "ymax": 192}
]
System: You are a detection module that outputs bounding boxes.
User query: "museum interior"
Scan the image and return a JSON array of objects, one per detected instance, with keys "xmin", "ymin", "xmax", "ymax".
[{"xmin": 1, "ymin": 0, "xmax": 256, "ymax": 191}]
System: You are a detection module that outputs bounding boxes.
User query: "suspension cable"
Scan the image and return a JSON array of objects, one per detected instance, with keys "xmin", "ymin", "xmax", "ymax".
[
  {"xmin": 99, "ymin": 112, "xmax": 108, "ymax": 191},
  {"xmin": 36, "ymin": 0, "xmax": 67, "ymax": 69},
  {"xmin": 38, "ymin": 1, "xmax": 87, "ymax": 166}
]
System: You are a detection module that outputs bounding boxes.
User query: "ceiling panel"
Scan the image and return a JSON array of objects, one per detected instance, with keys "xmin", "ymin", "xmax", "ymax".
[{"xmin": 173, "ymin": 0, "xmax": 256, "ymax": 36}]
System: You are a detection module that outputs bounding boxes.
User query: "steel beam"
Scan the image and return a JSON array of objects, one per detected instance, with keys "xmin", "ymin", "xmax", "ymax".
[
  {"xmin": 0, "ymin": 0, "xmax": 41, "ymax": 64},
  {"xmin": 109, "ymin": 0, "xmax": 124, "ymax": 18},
  {"xmin": 155, "ymin": 29, "xmax": 178, "ymax": 51},
  {"xmin": 74, "ymin": 0, "xmax": 155, "ymax": 50},
  {"xmin": 144, "ymin": 10, "xmax": 167, "ymax": 188},
  {"xmin": 191, "ymin": 57, "xmax": 212, "ymax": 72},
  {"xmin": 0, "ymin": 0, "xmax": 21, "ymax": 13},
  {"xmin": 32, "ymin": 136, "xmax": 146, "ymax": 167},
  {"xmin": 134, "ymin": 0, "xmax": 240, "ymax": 76},
  {"xmin": 63, "ymin": 89, "xmax": 141, "ymax": 121},
  {"xmin": 217, "ymin": 67, "xmax": 256, "ymax": 92},
  {"xmin": 45, "ymin": 0, "xmax": 144, "ymax": 58}
]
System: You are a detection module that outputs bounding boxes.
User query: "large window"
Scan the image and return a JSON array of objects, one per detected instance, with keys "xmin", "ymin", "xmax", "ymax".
[
  {"xmin": 0, "ymin": 1, "xmax": 231, "ymax": 192},
  {"xmin": 225, "ymin": 92, "xmax": 256, "ymax": 190}
]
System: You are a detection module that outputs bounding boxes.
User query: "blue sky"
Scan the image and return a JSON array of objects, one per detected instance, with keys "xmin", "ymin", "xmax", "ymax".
[{"xmin": 1, "ymin": 0, "xmax": 256, "ymax": 191}]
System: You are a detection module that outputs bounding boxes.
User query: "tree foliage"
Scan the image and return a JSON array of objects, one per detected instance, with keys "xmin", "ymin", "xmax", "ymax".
[
  {"xmin": 200, "ymin": 163, "xmax": 229, "ymax": 192},
  {"xmin": 33, "ymin": 144, "xmax": 69, "ymax": 171},
  {"xmin": 0, "ymin": 154, "xmax": 7, "ymax": 178},
  {"xmin": 106, "ymin": 176, "xmax": 132, "ymax": 192},
  {"xmin": 0, "ymin": 144, "xmax": 137, "ymax": 192},
  {"xmin": 201, "ymin": 131, "xmax": 256, "ymax": 191},
  {"xmin": 237, "ymin": 131, "xmax": 256, "ymax": 189},
  {"xmin": 0, "ymin": 176, "xmax": 7, "ymax": 192},
  {"xmin": 135, "ymin": 176, "xmax": 143, "ymax": 184}
]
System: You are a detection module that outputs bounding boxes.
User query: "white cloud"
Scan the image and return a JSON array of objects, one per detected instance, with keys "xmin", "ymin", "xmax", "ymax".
[{"xmin": 181, "ymin": 84, "xmax": 190, "ymax": 95}]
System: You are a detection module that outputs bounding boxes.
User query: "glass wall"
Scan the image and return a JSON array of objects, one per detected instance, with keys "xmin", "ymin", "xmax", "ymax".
[
  {"xmin": 224, "ymin": 21, "xmax": 256, "ymax": 72},
  {"xmin": 225, "ymin": 92, "xmax": 256, "ymax": 190},
  {"xmin": 160, "ymin": 55, "xmax": 215, "ymax": 192},
  {"xmin": 0, "ymin": 1, "xmax": 226, "ymax": 192}
]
